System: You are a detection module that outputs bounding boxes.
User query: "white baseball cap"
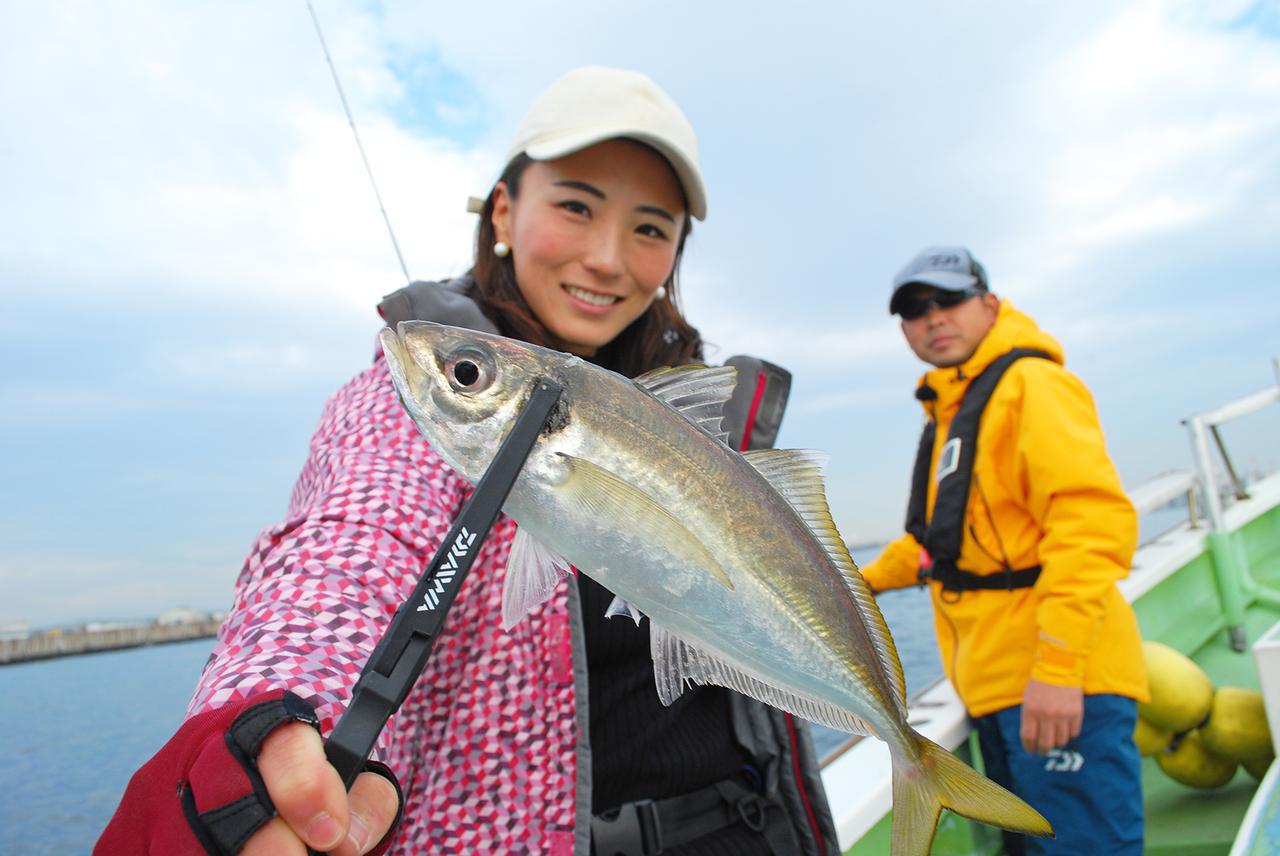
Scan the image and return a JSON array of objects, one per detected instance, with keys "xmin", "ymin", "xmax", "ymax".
[{"xmin": 504, "ymin": 66, "xmax": 706, "ymax": 221}]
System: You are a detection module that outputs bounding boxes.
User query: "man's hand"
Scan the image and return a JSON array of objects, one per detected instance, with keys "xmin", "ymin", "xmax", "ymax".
[
  {"xmin": 1020, "ymin": 679, "xmax": 1083, "ymax": 755},
  {"xmin": 245, "ymin": 722, "xmax": 401, "ymax": 856}
]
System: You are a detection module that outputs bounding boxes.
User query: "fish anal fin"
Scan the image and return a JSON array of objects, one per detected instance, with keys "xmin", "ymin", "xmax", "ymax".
[{"xmin": 648, "ymin": 623, "xmax": 876, "ymax": 736}]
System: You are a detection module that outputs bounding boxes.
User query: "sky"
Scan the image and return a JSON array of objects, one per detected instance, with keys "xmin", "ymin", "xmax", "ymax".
[{"xmin": 2, "ymin": 0, "xmax": 1279, "ymax": 628}]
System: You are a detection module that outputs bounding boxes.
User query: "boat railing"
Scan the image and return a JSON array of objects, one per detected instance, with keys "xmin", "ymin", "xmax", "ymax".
[
  {"xmin": 1129, "ymin": 467, "xmax": 1200, "ymax": 536},
  {"xmin": 1183, "ymin": 357, "xmax": 1280, "ymax": 650}
]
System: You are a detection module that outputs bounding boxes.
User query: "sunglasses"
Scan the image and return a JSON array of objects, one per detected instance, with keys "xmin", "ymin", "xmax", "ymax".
[{"xmin": 896, "ymin": 288, "xmax": 983, "ymax": 321}]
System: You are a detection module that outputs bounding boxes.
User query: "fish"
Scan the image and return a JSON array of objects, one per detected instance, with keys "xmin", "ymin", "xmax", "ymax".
[{"xmin": 379, "ymin": 320, "xmax": 1052, "ymax": 854}]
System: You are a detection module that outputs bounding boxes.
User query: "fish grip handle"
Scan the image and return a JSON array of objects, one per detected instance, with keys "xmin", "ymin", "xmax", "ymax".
[{"xmin": 306, "ymin": 378, "xmax": 563, "ymax": 855}]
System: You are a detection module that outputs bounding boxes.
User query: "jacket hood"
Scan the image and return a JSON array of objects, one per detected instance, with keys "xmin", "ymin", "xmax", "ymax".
[
  {"xmin": 916, "ymin": 299, "xmax": 1064, "ymax": 416},
  {"xmin": 376, "ymin": 274, "xmax": 500, "ymax": 335}
]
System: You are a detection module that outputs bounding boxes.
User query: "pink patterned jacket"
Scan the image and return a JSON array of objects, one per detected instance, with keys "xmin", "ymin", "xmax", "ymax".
[{"xmin": 188, "ymin": 354, "xmax": 584, "ymax": 855}]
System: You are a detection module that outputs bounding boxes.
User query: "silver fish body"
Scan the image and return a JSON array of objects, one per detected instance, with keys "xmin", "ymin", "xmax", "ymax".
[{"xmin": 380, "ymin": 320, "xmax": 1051, "ymax": 855}]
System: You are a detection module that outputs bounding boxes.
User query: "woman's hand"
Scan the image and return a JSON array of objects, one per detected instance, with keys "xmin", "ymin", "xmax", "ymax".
[
  {"xmin": 244, "ymin": 722, "xmax": 401, "ymax": 855},
  {"xmin": 95, "ymin": 690, "xmax": 403, "ymax": 856}
]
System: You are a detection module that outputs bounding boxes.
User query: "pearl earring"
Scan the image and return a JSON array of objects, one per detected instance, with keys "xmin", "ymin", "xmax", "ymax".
[
  {"xmin": 654, "ymin": 286, "xmax": 668, "ymax": 301},
  {"xmin": 494, "ymin": 241, "xmax": 510, "ymax": 258}
]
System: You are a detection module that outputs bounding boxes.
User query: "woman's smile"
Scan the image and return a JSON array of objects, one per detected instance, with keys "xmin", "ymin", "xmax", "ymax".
[{"xmin": 563, "ymin": 284, "xmax": 622, "ymax": 311}]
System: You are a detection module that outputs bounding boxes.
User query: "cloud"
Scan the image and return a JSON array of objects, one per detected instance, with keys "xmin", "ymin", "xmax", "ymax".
[
  {"xmin": 1019, "ymin": 1, "xmax": 1280, "ymax": 285},
  {"xmin": 4, "ymin": 0, "xmax": 1280, "ymax": 626}
]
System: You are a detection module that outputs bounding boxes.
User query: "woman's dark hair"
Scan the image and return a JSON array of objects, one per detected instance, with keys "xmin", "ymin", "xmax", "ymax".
[{"xmin": 471, "ymin": 151, "xmax": 704, "ymax": 378}]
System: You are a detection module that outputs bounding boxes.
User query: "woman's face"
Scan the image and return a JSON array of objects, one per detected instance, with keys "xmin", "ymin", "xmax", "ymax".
[{"xmin": 491, "ymin": 139, "xmax": 687, "ymax": 356}]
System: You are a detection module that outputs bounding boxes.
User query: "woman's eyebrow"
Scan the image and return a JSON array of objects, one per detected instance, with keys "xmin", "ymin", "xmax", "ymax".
[
  {"xmin": 636, "ymin": 205, "xmax": 676, "ymax": 224},
  {"xmin": 553, "ymin": 179, "xmax": 605, "ymax": 199},
  {"xmin": 553, "ymin": 179, "xmax": 677, "ymax": 224}
]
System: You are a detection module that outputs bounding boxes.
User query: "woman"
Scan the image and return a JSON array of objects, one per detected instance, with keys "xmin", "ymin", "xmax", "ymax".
[{"xmin": 97, "ymin": 66, "xmax": 837, "ymax": 856}]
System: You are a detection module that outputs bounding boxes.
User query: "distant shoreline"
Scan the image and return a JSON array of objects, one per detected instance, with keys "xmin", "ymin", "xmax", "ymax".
[{"xmin": 0, "ymin": 619, "xmax": 221, "ymax": 666}]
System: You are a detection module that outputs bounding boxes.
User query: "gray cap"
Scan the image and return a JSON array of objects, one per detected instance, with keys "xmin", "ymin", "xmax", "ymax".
[{"xmin": 889, "ymin": 246, "xmax": 988, "ymax": 314}]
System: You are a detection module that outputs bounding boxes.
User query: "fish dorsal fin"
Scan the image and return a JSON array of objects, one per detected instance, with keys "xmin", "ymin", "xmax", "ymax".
[
  {"xmin": 558, "ymin": 453, "xmax": 734, "ymax": 590},
  {"xmin": 633, "ymin": 364, "xmax": 737, "ymax": 444},
  {"xmin": 742, "ymin": 449, "xmax": 908, "ymax": 717},
  {"xmin": 649, "ymin": 622, "xmax": 878, "ymax": 736},
  {"xmin": 502, "ymin": 526, "xmax": 572, "ymax": 630}
]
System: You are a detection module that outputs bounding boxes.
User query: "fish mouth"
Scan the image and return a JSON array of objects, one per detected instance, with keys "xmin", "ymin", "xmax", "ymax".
[{"xmin": 379, "ymin": 325, "xmax": 418, "ymax": 403}]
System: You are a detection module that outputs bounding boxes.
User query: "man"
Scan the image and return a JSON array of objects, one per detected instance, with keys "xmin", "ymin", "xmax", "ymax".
[{"xmin": 860, "ymin": 246, "xmax": 1149, "ymax": 855}]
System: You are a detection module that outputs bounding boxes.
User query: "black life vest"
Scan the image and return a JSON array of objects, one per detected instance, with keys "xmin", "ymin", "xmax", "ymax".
[{"xmin": 905, "ymin": 348, "xmax": 1053, "ymax": 592}]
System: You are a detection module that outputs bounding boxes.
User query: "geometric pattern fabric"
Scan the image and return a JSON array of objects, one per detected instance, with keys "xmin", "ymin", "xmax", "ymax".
[{"xmin": 189, "ymin": 356, "xmax": 579, "ymax": 854}]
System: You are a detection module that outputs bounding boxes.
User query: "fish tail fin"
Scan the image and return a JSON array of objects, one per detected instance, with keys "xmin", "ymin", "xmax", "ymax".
[{"xmin": 890, "ymin": 734, "xmax": 1053, "ymax": 856}]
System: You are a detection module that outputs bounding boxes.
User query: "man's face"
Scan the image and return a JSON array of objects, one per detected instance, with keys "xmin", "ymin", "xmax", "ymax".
[{"xmin": 898, "ymin": 285, "xmax": 1000, "ymax": 368}]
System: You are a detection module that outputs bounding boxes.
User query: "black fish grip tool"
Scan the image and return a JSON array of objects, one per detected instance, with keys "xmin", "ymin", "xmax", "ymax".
[{"xmin": 306, "ymin": 378, "xmax": 563, "ymax": 855}]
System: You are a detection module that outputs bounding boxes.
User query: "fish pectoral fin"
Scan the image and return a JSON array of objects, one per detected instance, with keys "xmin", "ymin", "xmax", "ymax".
[
  {"xmin": 501, "ymin": 526, "xmax": 572, "ymax": 630},
  {"xmin": 605, "ymin": 595, "xmax": 644, "ymax": 625},
  {"xmin": 559, "ymin": 454, "xmax": 733, "ymax": 590}
]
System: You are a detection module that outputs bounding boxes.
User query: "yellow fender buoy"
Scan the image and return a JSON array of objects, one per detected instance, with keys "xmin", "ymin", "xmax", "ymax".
[
  {"xmin": 1243, "ymin": 752, "xmax": 1274, "ymax": 781},
  {"xmin": 1201, "ymin": 687, "xmax": 1273, "ymax": 762},
  {"xmin": 1138, "ymin": 641, "xmax": 1213, "ymax": 733},
  {"xmin": 1156, "ymin": 730, "xmax": 1238, "ymax": 790},
  {"xmin": 1133, "ymin": 716, "xmax": 1173, "ymax": 757}
]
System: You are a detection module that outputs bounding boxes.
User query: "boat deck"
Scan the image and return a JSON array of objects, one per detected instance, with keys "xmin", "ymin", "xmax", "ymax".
[{"xmin": 1141, "ymin": 481, "xmax": 1280, "ymax": 856}]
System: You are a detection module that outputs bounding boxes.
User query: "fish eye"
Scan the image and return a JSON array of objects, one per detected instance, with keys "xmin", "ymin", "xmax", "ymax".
[
  {"xmin": 444, "ymin": 347, "xmax": 494, "ymax": 393},
  {"xmin": 453, "ymin": 360, "xmax": 479, "ymax": 386}
]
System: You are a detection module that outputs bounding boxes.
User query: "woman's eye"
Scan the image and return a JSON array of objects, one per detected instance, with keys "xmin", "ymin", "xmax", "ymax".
[
  {"xmin": 636, "ymin": 223, "xmax": 669, "ymax": 240},
  {"xmin": 559, "ymin": 199, "xmax": 590, "ymax": 217}
]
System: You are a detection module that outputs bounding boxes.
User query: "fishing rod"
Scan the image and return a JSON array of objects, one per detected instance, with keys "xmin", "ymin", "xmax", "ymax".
[
  {"xmin": 305, "ymin": 0, "xmax": 412, "ymax": 286},
  {"xmin": 302, "ymin": 0, "xmax": 534, "ymax": 811}
]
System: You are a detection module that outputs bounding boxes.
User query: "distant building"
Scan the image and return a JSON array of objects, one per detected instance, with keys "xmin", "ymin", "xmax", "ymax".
[
  {"xmin": 157, "ymin": 607, "xmax": 210, "ymax": 626},
  {"xmin": 85, "ymin": 621, "xmax": 144, "ymax": 633}
]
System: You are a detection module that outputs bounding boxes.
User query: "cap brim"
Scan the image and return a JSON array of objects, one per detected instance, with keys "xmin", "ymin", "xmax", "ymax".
[
  {"xmin": 888, "ymin": 273, "xmax": 979, "ymax": 314},
  {"xmin": 521, "ymin": 129, "xmax": 706, "ymax": 221}
]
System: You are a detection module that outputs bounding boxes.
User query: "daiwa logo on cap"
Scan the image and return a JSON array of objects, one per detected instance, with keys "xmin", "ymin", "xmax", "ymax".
[{"xmin": 926, "ymin": 252, "xmax": 963, "ymax": 270}]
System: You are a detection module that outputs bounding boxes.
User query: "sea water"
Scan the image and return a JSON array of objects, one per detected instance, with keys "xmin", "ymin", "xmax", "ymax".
[
  {"xmin": 0, "ymin": 584, "xmax": 937, "ymax": 853},
  {"xmin": 0, "ymin": 639, "xmax": 215, "ymax": 854},
  {"xmin": 15, "ymin": 509, "xmax": 1206, "ymax": 852}
]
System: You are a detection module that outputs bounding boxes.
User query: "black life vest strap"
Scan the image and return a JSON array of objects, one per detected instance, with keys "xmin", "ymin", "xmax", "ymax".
[
  {"xmin": 928, "ymin": 563, "xmax": 1042, "ymax": 591},
  {"xmin": 905, "ymin": 348, "xmax": 1053, "ymax": 592}
]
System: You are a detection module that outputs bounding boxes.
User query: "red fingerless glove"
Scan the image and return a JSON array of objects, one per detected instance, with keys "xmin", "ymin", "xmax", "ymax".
[{"xmin": 94, "ymin": 690, "xmax": 403, "ymax": 856}]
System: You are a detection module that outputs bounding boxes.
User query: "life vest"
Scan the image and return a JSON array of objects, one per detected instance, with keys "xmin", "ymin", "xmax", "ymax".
[{"xmin": 905, "ymin": 347, "xmax": 1052, "ymax": 592}]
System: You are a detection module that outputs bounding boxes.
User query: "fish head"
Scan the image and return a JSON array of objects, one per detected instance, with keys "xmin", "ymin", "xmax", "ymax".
[{"xmin": 379, "ymin": 321, "xmax": 565, "ymax": 481}]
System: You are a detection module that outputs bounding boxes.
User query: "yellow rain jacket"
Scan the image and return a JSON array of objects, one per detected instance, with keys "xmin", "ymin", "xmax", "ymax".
[{"xmin": 861, "ymin": 300, "xmax": 1148, "ymax": 717}]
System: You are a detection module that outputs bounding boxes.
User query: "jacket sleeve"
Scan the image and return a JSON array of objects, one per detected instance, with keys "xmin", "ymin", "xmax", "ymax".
[
  {"xmin": 1013, "ymin": 362, "xmax": 1137, "ymax": 686},
  {"xmin": 859, "ymin": 533, "xmax": 924, "ymax": 593},
  {"xmin": 187, "ymin": 357, "xmax": 469, "ymax": 780}
]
